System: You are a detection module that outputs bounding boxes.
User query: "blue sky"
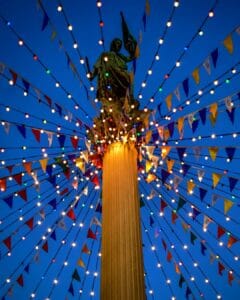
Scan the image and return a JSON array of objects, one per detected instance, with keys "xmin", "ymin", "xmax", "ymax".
[{"xmin": 0, "ymin": 0, "xmax": 240, "ymax": 299}]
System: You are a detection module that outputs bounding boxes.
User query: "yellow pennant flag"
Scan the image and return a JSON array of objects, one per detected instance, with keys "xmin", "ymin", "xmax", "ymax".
[
  {"xmin": 177, "ymin": 116, "xmax": 185, "ymax": 136},
  {"xmin": 76, "ymin": 158, "xmax": 85, "ymax": 173},
  {"xmin": 209, "ymin": 102, "xmax": 218, "ymax": 118},
  {"xmin": 161, "ymin": 146, "xmax": 171, "ymax": 160},
  {"xmin": 146, "ymin": 173, "xmax": 156, "ymax": 183},
  {"xmin": 192, "ymin": 68, "xmax": 200, "ymax": 84},
  {"xmin": 209, "ymin": 112, "xmax": 218, "ymax": 126},
  {"xmin": 78, "ymin": 258, "xmax": 85, "ymax": 268},
  {"xmin": 212, "ymin": 172, "xmax": 222, "ymax": 188},
  {"xmin": 165, "ymin": 94, "xmax": 172, "ymax": 111},
  {"xmin": 39, "ymin": 158, "xmax": 48, "ymax": 172},
  {"xmin": 187, "ymin": 180, "xmax": 195, "ymax": 194},
  {"xmin": 82, "ymin": 150, "xmax": 89, "ymax": 163},
  {"xmin": 145, "ymin": 160, "xmax": 152, "ymax": 173},
  {"xmin": 223, "ymin": 35, "xmax": 234, "ymax": 54},
  {"xmin": 145, "ymin": 130, "xmax": 152, "ymax": 144},
  {"xmin": 166, "ymin": 159, "xmax": 175, "ymax": 173},
  {"xmin": 208, "ymin": 146, "xmax": 218, "ymax": 161},
  {"xmin": 224, "ymin": 199, "xmax": 234, "ymax": 214}
]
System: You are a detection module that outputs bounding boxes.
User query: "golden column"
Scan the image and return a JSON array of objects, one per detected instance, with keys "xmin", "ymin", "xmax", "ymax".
[{"xmin": 101, "ymin": 142, "xmax": 146, "ymax": 300}]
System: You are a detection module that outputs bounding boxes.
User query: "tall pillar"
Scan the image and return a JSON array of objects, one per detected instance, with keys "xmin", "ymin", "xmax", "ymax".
[{"xmin": 101, "ymin": 142, "xmax": 146, "ymax": 300}]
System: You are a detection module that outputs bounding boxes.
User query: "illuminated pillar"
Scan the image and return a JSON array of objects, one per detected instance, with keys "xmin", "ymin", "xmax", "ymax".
[{"xmin": 101, "ymin": 142, "xmax": 146, "ymax": 300}]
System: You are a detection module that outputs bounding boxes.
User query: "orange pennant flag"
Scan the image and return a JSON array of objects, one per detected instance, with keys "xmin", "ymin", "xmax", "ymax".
[
  {"xmin": 163, "ymin": 128, "xmax": 170, "ymax": 141},
  {"xmin": 209, "ymin": 102, "xmax": 218, "ymax": 118},
  {"xmin": 192, "ymin": 68, "xmax": 200, "ymax": 84},
  {"xmin": 208, "ymin": 146, "xmax": 218, "ymax": 161},
  {"xmin": 76, "ymin": 158, "xmax": 85, "ymax": 173},
  {"xmin": 212, "ymin": 173, "xmax": 222, "ymax": 188},
  {"xmin": 39, "ymin": 158, "xmax": 48, "ymax": 172},
  {"xmin": 223, "ymin": 35, "xmax": 234, "ymax": 54},
  {"xmin": 161, "ymin": 146, "xmax": 171, "ymax": 160},
  {"xmin": 227, "ymin": 235, "xmax": 237, "ymax": 248},
  {"xmin": 177, "ymin": 117, "xmax": 185, "ymax": 137},
  {"xmin": 187, "ymin": 180, "xmax": 195, "ymax": 194},
  {"xmin": 224, "ymin": 199, "xmax": 233, "ymax": 214},
  {"xmin": 166, "ymin": 159, "xmax": 175, "ymax": 173},
  {"xmin": 77, "ymin": 258, "xmax": 85, "ymax": 268},
  {"xmin": 145, "ymin": 130, "xmax": 152, "ymax": 144},
  {"xmin": 146, "ymin": 173, "xmax": 156, "ymax": 183},
  {"xmin": 23, "ymin": 162, "xmax": 32, "ymax": 175},
  {"xmin": 165, "ymin": 94, "xmax": 172, "ymax": 111},
  {"xmin": 175, "ymin": 262, "xmax": 181, "ymax": 274}
]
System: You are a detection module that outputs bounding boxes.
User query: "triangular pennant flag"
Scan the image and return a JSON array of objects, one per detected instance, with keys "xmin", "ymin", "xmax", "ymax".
[
  {"xmin": 42, "ymin": 241, "xmax": 48, "ymax": 252},
  {"xmin": 91, "ymin": 175, "xmax": 100, "ymax": 187},
  {"xmin": 72, "ymin": 269, "xmax": 81, "ymax": 281},
  {"xmin": 199, "ymin": 187, "xmax": 207, "ymax": 201},
  {"xmin": 179, "ymin": 274, "xmax": 185, "ymax": 288},
  {"xmin": 39, "ymin": 158, "xmax": 48, "ymax": 172},
  {"xmin": 145, "ymin": 160, "xmax": 152, "ymax": 173},
  {"xmin": 167, "ymin": 122, "xmax": 175, "ymax": 137},
  {"xmin": 46, "ymin": 131, "xmax": 53, "ymax": 147},
  {"xmin": 161, "ymin": 146, "xmax": 171, "ymax": 160},
  {"xmin": 187, "ymin": 180, "xmax": 195, "ymax": 194},
  {"xmin": 24, "ymin": 264, "xmax": 30, "ymax": 274},
  {"xmin": 217, "ymin": 226, "xmax": 225, "ymax": 239},
  {"xmin": 25, "ymin": 217, "xmax": 34, "ymax": 230},
  {"xmin": 182, "ymin": 164, "xmax": 190, "ymax": 176},
  {"xmin": 67, "ymin": 208, "xmax": 76, "ymax": 221},
  {"xmin": 166, "ymin": 159, "xmax": 174, "ymax": 173},
  {"xmin": 211, "ymin": 48, "xmax": 219, "ymax": 68},
  {"xmin": 58, "ymin": 134, "xmax": 66, "ymax": 148},
  {"xmin": 197, "ymin": 169, "xmax": 205, "ymax": 182},
  {"xmin": 162, "ymin": 239, "xmax": 167, "ymax": 251},
  {"xmin": 22, "ymin": 78, "xmax": 30, "ymax": 93},
  {"xmin": 186, "ymin": 287, "xmax": 191, "ymax": 300},
  {"xmin": 41, "ymin": 10, "xmax": 49, "ymax": 31},
  {"xmin": 60, "ymin": 187, "xmax": 69, "ymax": 196},
  {"xmin": 192, "ymin": 207, "xmax": 200, "ymax": 220},
  {"xmin": 18, "ymin": 189, "xmax": 27, "ymax": 201},
  {"xmin": 160, "ymin": 199, "xmax": 168, "ymax": 213},
  {"xmin": 203, "ymin": 57, "xmax": 211, "ymax": 74},
  {"xmin": 6, "ymin": 165, "xmax": 14, "ymax": 174},
  {"xmin": 203, "ymin": 215, "xmax": 212, "ymax": 231},
  {"xmin": 92, "ymin": 216, "xmax": 102, "ymax": 227},
  {"xmin": 182, "ymin": 78, "xmax": 189, "ymax": 97},
  {"xmin": 68, "ymin": 282, "xmax": 74, "ymax": 296},
  {"xmin": 3, "ymin": 236, "xmax": 11, "ymax": 250},
  {"xmin": 192, "ymin": 68, "xmax": 200, "ymax": 84},
  {"xmin": 175, "ymin": 262, "xmax": 181, "ymax": 274},
  {"xmin": 17, "ymin": 124, "xmax": 26, "ymax": 138},
  {"xmin": 228, "ymin": 271, "xmax": 234, "ymax": 286},
  {"xmin": 200, "ymin": 241, "xmax": 207, "ymax": 255},
  {"xmin": 13, "ymin": 173, "xmax": 22, "ymax": 185},
  {"xmin": 165, "ymin": 94, "xmax": 172, "ymax": 111},
  {"xmin": 23, "ymin": 162, "xmax": 32, "ymax": 175},
  {"xmin": 46, "ymin": 164, "xmax": 53, "ymax": 177},
  {"xmin": 208, "ymin": 146, "xmax": 218, "ymax": 161},
  {"xmin": 87, "ymin": 228, "xmax": 97, "ymax": 240},
  {"xmin": 9, "ymin": 69, "xmax": 18, "ymax": 84},
  {"xmin": 31, "ymin": 128, "xmax": 41, "ymax": 142},
  {"xmin": 146, "ymin": 173, "xmax": 156, "ymax": 183},
  {"xmin": 218, "ymin": 262, "xmax": 225, "ymax": 275},
  {"xmin": 192, "ymin": 119, "xmax": 199, "ymax": 133},
  {"xmin": 225, "ymin": 147, "xmax": 236, "ymax": 161},
  {"xmin": 70, "ymin": 136, "xmax": 79, "ymax": 149},
  {"xmin": 17, "ymin": 275, "xmax": 24, "ymax": 287},
  {"xmin": 224, "ymin": 199, "xmax": 233, "ymax": 214},
  {"xmin": 227, "ymin": 235, "xmax": 237, "ymax": 248},
  {"xmin": 199, "ymin": 107, "xmax": 207, "ymax": 124},
  {"xmin": 78, "ymin": 258, "xmax": 85, "ymax": 268},
  {"xmin": 193, "ymin": 147, "xmax": 201, "ymax": 160},
  {"xmin": 82, "ymin": 244, "xmax": 91, "ymax": 254},
  {"xmin": 177, "ymin": 117, "xmax": 184, "ymax": 137},
  {"xmin": 209, "ymin": 102, "xmax": 218, "ymax": 118},
  {"xmin": 58, "ymin": 219, "xmax": 66, "ymax": 230},
  {"xmin": 174, "ymin": 85, "xmax": 181, "ymax": 101},
  {"xmin": 150, "ymin": 215, "xmax": 154, "ymax": 227},
  {"xmin": 177, "ymin": 147, "xmax": 186, "ymax": 161},
  {"xmin": 47, "ymin": 175, "xmax": 56, "ymax": 186},
  {"xmin": 3, "ymin": 195, "xmax": 13, "ymax": 208},
  {"xmin": 224, "ymin": 96, "xmax": 233, "ymax": 112},
  {"xmin": 95, "ymin": 202, "xmax": 102, "ymax": 213},
  {"xmin": 50, "ymin": 230, "xmax": 56, "ymax": 241},
  {"xmin": 228, "ymin": 177, "xmax": 238, "ymax": 192},
  {"xmin": 190, "ymin": 231, "xmax": 197, "ymax": 244},
  {"xmin": 48, "ymin": 198, "xmax": 57, "ymax": 210},
  {"xmin": 177, "ymin": 197, "xmax": 186, "ymax": 211},
  {"xmin": 223, "ymin": 35, "xmax": 234, "ymax": 54},
  {"xmin": 171, "ymin": 211, "xmax": 178, "ymax": 224},
  {"xmin": 145, "ymin": 130, "xmax": 152, "ymax": 144},
  {"xmin": 161, "ymin": 169, "xmax": 170, "ymax": 185},
  {"xmin": 167, "ymin": 251, "xmax": 172, "ymax": 262},
  {"xmin": 212, "ymin": 173, "xmax": 222, "ymax": 188}
]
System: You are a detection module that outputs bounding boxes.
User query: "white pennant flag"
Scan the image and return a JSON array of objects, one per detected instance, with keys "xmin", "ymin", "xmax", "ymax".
[
  {"xmin": 82, "ymin": 186, "xmax": 88, "ymax": 196},
  {"xmin": 91, "ymin": 216, "xmax": 102, "ymax": 227},
  {"xmin": 85, "ymin": 138, "xmax": 91, "ymax": 152},
  {"xmin": 46, "ymin": 131, "xmax": 53, "ymax": 147},
  {"xmin": 197, "ymin": 169, "xmax": 205, "ymax": 182},
  {"xmin": 224, "ymin": 96, "xmax": 233, "ymax": 112},
  {"xmin": 188, "ymin": 113, "xmax": 195, "ymax": 128},
  {"xmin": 193, "ymin": 146, "xmax": 201, "ymax": 160},
  {"xmin": 174, "ymin": 85, "xmax": 181, "ymax": 101},
  {"xmin": 4, "ymin": 122, "xmax": 10, "ymax": 134},
  {"xmin": 203, "ymin": 57, "xmax": 211, "ymax": 75}
]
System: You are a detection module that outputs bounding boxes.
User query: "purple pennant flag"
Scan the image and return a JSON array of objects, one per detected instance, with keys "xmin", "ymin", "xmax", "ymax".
[
  {"xmin": 46, "ymin": 165, "xmax": 53, "ymax": 177},
  {"xmin": 201, "ymin": 241, "xmax": 207, "ymax": 255},
  {"xmin": 199, "ymin": 107, "xmax": 207, "ymax": 125},
  {"xmin": 17, "ymin": 124, "xmax": 26, "ymax": 138},
  {"xmin": 58, "ymin": 134, "xmax": 66, "ymax": 148},
  {"xmin": 95, "ymin": 202, "xmax": 102, "ymax": 213},
  {"xmin": 55, "ymin": 104, "xmax": 62, "ymax": 116},
  {"xmin": 226, "ymin": 107, "xmax": 235, "ymax": 124},
  {"xmin": 211, "ymin": 48, "xmax": 219, "ymax": 68},
  {"xmin": 177, "ymin": 147, "xmax": 186, "ymax": 161},
  {"xmin": 229, "ymin": 177, "xmax": 238, "ymax": 192},
  {"xmin": 41, "ymin": 11, "xmax": 49, "ymax": 31},
  {"xmin": 182, "ymin": 164, "xmax": 190, "ymax": 176},
  {"xmin": 150, "ymin": 215, "xmax": 154, "ymax": 227},
  {"xmin": 157, "ymin": 103, "xmax": 162, "ymax": 116},
  {"xmin": 50, "ymin": 230, "xmax": 56, "ymax": 241},
  {"xmin": 192, "ymin": 207, "xmax": 200, "ymax": 220},
  {"xmin": 192, "ymin": 119, "xmax": 199, "ymax": 133},
  {"xmin": 22, "ymin": 79, "xmax": 30, "ymax": 93},
  {"xmin": 47, "ymin": 175, "xmax": 56, "ymax": 186},
  {"xmin": 3, "ymin": 195, "xmax": 13, "ymax": 208},
  {"xmin": 161, "ymin": 169, "xmax": 170, "ymax": 184},
  {"xmin": 182, "ymin": 78, "xmax": 189, "ymax": 97},
  {"xmin": 225, "ymin": 147, "xmax": 236, "ymax": 161},
  {"xmin": 48, "ymin": 198, "xmax": 57, "ymax": 210},
  {"xmin": 199, "ymin": 187, "xmax": 207, "ymax": 201},
  {"xmin": 24, "ymin": 264, "xmax": 30, "ymax": 273},
  {"xmin": 167, "ymin": 122, "xmax": 175, "ymax": 137},
  {"xmin": 68, "ymin": 282, "xmax": 74, "ymax": 296}
]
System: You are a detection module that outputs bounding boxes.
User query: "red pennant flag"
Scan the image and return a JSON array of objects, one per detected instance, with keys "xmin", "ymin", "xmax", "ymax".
[
  {"xmin": 228, "ymin": 235, "xmax": 237, "ymax": 248},
  {"xmin": 6, "ymin": 165, "xmax": 14, "ymax": 174},
  {"xmin": 31, "ymin": 128, "xmax": 41, "ymax": 142},
  {"xmin": 160, "ymin": 199, "xmax": 168, "ymax": 213},
  {"xmin": 91, "ymin": 175, "xmax": 100, "ymax": 187},
  {"xmin": 25, "ymin": 217, "xmax": 34, "ymax": 230},
  {"xmin": 162, "ymin": 239, "xmax": 167, "ymax": 251},
  {"xmin": 42, "ymin": 241, "xmax": 48, "ymax": 252},
  {"xmin": 18, "ymin": 189, "xmax": 27, "ymax": 201},
  {"xmin": 217, "ymin": 226, "xmax": 225, "ymax": 239},
  {"xmin": 70, "ymin": 136, "xmax": 79, "ymax": 149},
  {"xmin": 171, "ymin": 211, "xmax": 178, "ymax": 224},
  {"xmin": 3, "ymin": 236, "xmax": 12, "ymax": 250},
  {"xmin": 13, "ymin": 173, "xmax": 22, "ymax": 185},
  {"xmin": 87, "ymin": 228, "xmax": 97, "ymax": 240},
  {"xmin": 9, "ymin": 69, "xmax": 18, "ymax": 84},
  {"xmin": 64, "ymin": 168, "xmax": 71, "ymax": 180},
  {"xmin": 218, "ymin": 262, "xmax": 225, "ymax": 275},
  {"xmin": 23, "ymin": 162, "xmax": 32, "ymax": 175},
  {"xmin": 228, "ymin": 271, "xmax": 234, "ymax": 285},
  {"xmin": 67, "ymin": 209, "xmax": 76, "ymax": 221},
  {"xmin": 60, "ymin": 188, "xmax": 68, "ymax": 195},
  {"xmin": 44, "ymin": 95, "xmax": 52, "ymax": 107},
  {"xmin": 17, "ymin": 275, "xmax": 24, "ymax": 287},
  {"xmin": 0, "ymin": 178, "xmax": 6, "ymax": 191},
  {"xmin": 81, "ymin": 244, "xmax": 91, "ymax": 254},
  {"xmin": 167, "ymin": 251, "xmax": 172, "ymax": 262}
]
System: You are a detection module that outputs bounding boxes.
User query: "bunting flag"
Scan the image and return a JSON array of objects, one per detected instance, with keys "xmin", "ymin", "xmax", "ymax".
[
  {"xmin": 167, "ymin": 251, "xmax": 172, "ymax": 262},
  {"xmin": 3, "ymin": 195, "xmax": 13, "ymax": 208},
  {"xmin": 174, "ymin": 85, "xmax": 181, "ymax": 101},
  {"xmin": 0, "ymin": 178, "xmax": 7, "ymax": 191},
  {"xmin": 165, "ymin": 94, "xmax": 172, "ymax": 111},
  {"xmin": 17, "ymin": 275, "xmax": 24, "ymax": 287},
  {"xmin": 199, "ymin": 107, "xmax": 207, "ymax": 124},
  {"xmin": 160, "ymin": 199, "xmax": 168, "ymax": 213},
  {"xmin": 23, "ymin": 162, "xmax": 32, "ymax": 175},
  {"xmin": 218, "ymin": 262, "xmax": 225, "ymax": 275},
  {"xmin": 70, "ymin": 136, "xmax": 79, "ymax": 149},
  {"xmin": 146, "ymin": 173, "xmax": 156, "ymax": 183},
  {"xmin": 78, "ymin": 258, "xmax": 85, "ymax": 268},
  {"xmin": 25, "ymin": 217, "xmax": 34, "ymax": 230},
  {"xmin": 203, "ymin": 215, "xmax": 212, "ymax": 231},
  {"xmin": 199, "ymin": 187, "xmax": 207, "ymax": 201},
  {"xmin": 217, "ymin": 226, "xmax": 225, "ymax": 239},
  {"xmin": 67, "ymin": 209, "xmax": 76, "ymax": 221},
  {"xmin": 179, "ymin": 274, "xmax": 185, "ymax": 288},
  {"xmin": 177, "ymin": 197, "xmax": 186, "ymax": 211},
  {"xmin": 187, "ymin": 180, "xmax": 195, "ymax": 194},
  {"xmin": 177, "ymin": 117, "xmax": 184, "ymax": 137},
  {"xmin": 192, "ymin": 68, "xmax": 200, "ymax": 84},
  {"xmin": 203, "ymin": 57, "xmax": 211, "ymax": 74},
  {"xmin": 223, "ymin": 35, "xmax": 233, "ymax": 53},
  {"xmin": 228, "ymin": 271, "xmax": 234, "ymax": 286},
  {"xmin": 87, "ymin": 228, "xmax": 97, "ymax": 240},
  {"xmin": 212, "ymin": 173, "xmax": 222, "ymax": 188},
  {"xmin": 145, "ymin": 130, "xmax": 152, "ymax": 144},
  {"xmin": 227, "ymin": 235, "xmax": 237, "ymax": 248},
  {"xmin": 31, "ymin": 128, "xmax": 41, "ymax": 142},
  {"xmin": 68, "ymin": 282, "xmax": 74, "ymax": 296},
  {"xmin": 171, "ymin": 211, "xmax": 178, "ymax": 224},
  {"xmin": 58, "ymin": 134, "xmax": 66, "ymax": 147},
  {"xmin": 228, "ymin": 177, "xmax": 238, "ymax": 192},
  {"xmin": 208, "ymin": 146, "xmax": 218, "ymax": 161},
  {"xmin": 224, "ymin": 199, "xmax": 233, "ymax": 214},
  {"xmin": 17, "ymin": 124, "xmax": 26, "ymax": 138},
  {"xmin": 3, "ymin": 236, "xmax": 12, "ymax": 251},
  {"xmin": 166, "ymin": 158, "xmax": 174, "ymax": 173},
  {"xmin": 190, "ymin": 231, "xmax": 197, "ymax": 244},
  {"xmin": 161, "ymin": 169, "xmax": 170, "ymax": 185},
  {"xmin": 225, "ymin": 147, "xmax": 236, "ymax": 161},
  {"xmin": 175, "ymin": 262, "xmax": 181, "ymax": 274},
  {"xmin": 42, "ymin": 241, "xmax": 49, "ymax": 252},
  {"xmin": 211, "ymin": 48, "xmax": 219, "ymax": 68},
  {"xmin": 182, "ymin": 78, "xmax": 189, "ymax": 97},
  {"xmin": 81, "ymin": 244, "xmax": 91, "ymax": 254},
  {"xmin": 39, "ymin": 158, "xmax": 48, "ymax": 172},
  {"xmin": 161, "ymin": 146, "xmax": 171, "ymax": 160},
  {"xmin": 72, "ymin": 269, "xmax": 81, "ymax": 281},
  {"xmin": 167, "ymin": 122, "xmax": 175, "ymax": 137}
]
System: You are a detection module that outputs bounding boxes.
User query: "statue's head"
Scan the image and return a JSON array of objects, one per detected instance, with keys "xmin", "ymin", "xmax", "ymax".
[{"xmin": 110, "ymin": 38, "xmax": 122, "ymax": 53}]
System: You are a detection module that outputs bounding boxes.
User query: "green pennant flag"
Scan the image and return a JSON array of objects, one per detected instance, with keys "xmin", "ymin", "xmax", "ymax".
[
  {"xmin": 190, "ymin": 231, "xmax": 197, "ymax": 244},
  {"xmin": 177, "ymin": 197, "xmax": 186, "ymax": 211},
  {"xmin": 72, "ymin": 269, "xmax": 81, "ymax": 282}
]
